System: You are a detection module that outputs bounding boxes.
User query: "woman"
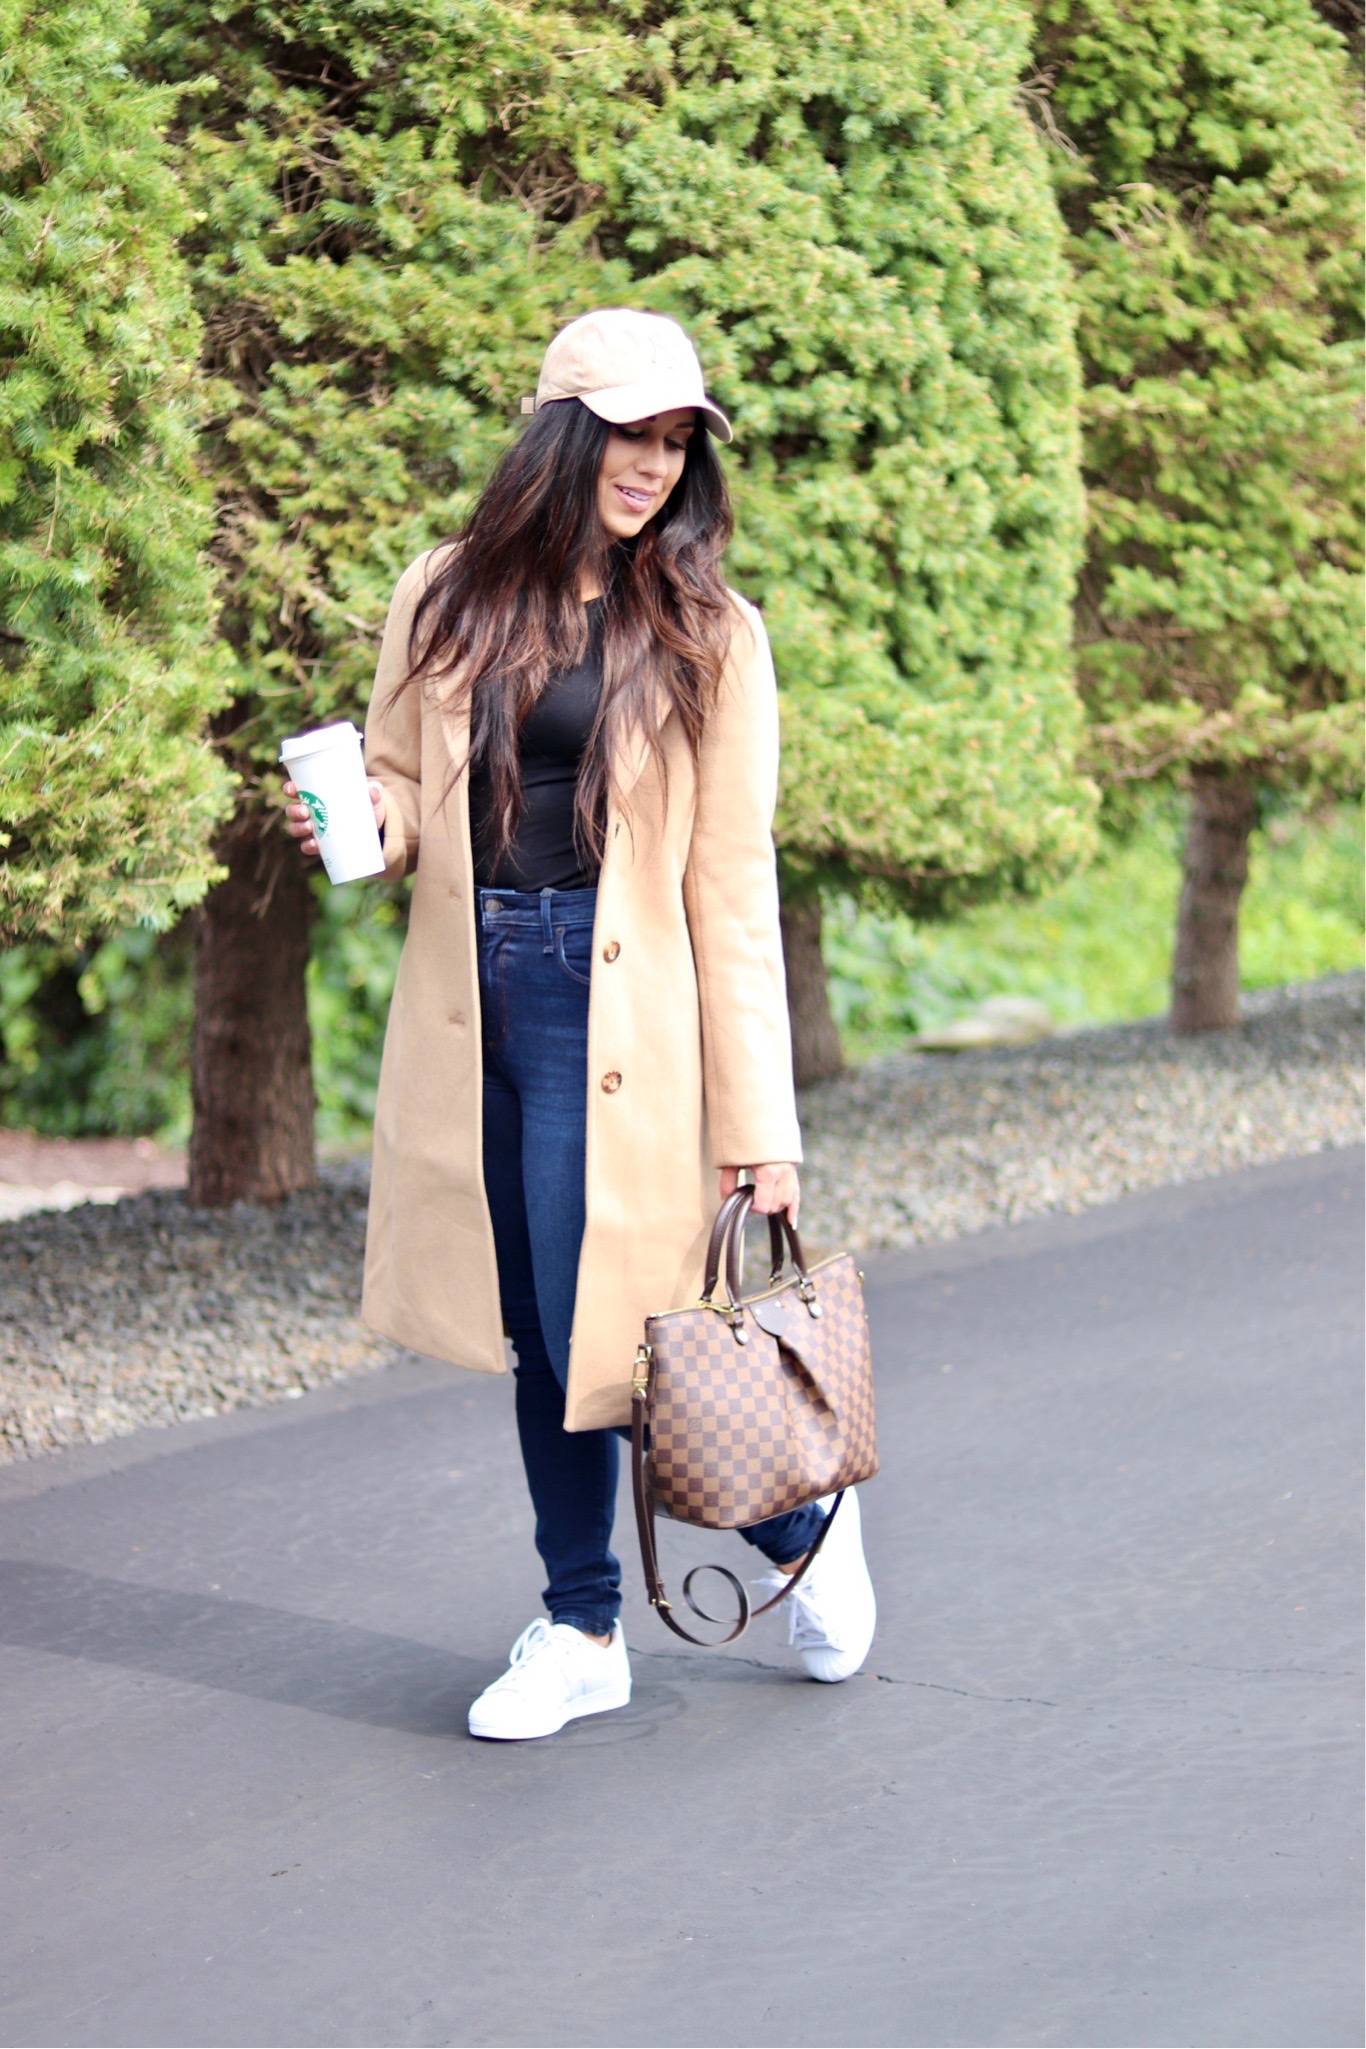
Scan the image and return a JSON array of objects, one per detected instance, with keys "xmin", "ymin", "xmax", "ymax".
[{"xmin": 285, "ymin": 309, "xmax": 876, "ymax": 1740}]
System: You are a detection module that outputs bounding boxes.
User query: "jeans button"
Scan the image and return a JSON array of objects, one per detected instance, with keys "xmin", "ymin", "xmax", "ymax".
[
  {"xmin": 601, "ymin": 1071, "xmax": 622, "ymax": 1093},
  {"xmin": 486, "ymin": 898, "xmax": 501, "ymax": 914}
]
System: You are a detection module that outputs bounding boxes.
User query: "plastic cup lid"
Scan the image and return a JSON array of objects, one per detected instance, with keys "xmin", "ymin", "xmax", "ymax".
[{"xmin": 279, "ymin": 720, "xmax": 361, "ymax": 763}]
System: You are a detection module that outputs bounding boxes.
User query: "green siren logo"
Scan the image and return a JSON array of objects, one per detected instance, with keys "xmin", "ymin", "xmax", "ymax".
[{"xmin": 301, "ymin": 790, "xmax": 328, "ymax": 834}]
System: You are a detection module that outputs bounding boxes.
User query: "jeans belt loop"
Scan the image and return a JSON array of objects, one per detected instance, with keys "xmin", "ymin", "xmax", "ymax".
[{"xmin": 540, "ymin": 885, "xmax": 554, "ymax": 952}]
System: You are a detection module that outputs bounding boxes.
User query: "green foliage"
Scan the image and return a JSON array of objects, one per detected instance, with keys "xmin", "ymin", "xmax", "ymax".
[
  {"xmin": 1241, "ymin": 800, "xmax": 1365, "ymax": 983},
  {"xmin": 825, "ymin": 797, "xmax": 1364, "ymax": 1055},
  {"xmin": 0, "ymin": 0, "xmax": 235, "ymax": 939},
  {"xmin": 306, "ymin": 878, "xmax": 408, "ymax": 1147},
  {"xmin": 1033, "ymin": 0, "xmax": 1364, "ymax": 793},
  {"xmin": 0, "ymin": 874, "xmax": 408, "ymax": 1143},
  {"xmin": 0, "ymin": 923, "xmax": 194, "ymax": 1135},
  {"xmin": 146, "ymin": 0, "xmax": 1093, "ymax": 910}
]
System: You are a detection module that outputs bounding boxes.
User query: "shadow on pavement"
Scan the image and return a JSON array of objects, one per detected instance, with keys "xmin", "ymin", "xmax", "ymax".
[{"xmin": 0, "ymin": 1558, "xmax": 483, "ymax": 1739}]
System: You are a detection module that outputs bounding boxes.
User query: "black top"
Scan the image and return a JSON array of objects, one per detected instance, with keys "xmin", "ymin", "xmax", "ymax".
[{"xmin": 469, "ymin": 600, "xmax": 604, "ymax": 892}]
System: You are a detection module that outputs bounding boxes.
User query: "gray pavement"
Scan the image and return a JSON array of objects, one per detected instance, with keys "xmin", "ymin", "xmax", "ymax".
[{"xmin": 0, "ymin": 1148, "xmax": 1361, "ymax": 2049}]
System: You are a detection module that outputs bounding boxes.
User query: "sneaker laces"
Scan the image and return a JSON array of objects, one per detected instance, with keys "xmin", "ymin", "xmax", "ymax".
[
  {"xmin": 750, "ymin": 1564, "xmax": 840, "ymax": 1653},
  {"xmin": 487, "ymin": 1617, "xmax": 560, "ymax": 1693},
  {"xmin": 783, "ymin": 1561, "xmax": 848, "ymax": 1654},
  {"xmin": 786, "ymin": 1586, "xmax": 833, "ymax": 1653}
]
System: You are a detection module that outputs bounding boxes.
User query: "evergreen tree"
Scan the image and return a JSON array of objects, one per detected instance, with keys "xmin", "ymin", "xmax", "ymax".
[
  {"xmin": 150, "ymin": 0, "xmax": 1093, "ymax": 1196},
  {"xmin": 1034, "ymin": 0, "xmax": 1363, "ymax": 1029},
  {"xmin": 1311, "ymin": 0, "xmax": 1362, "ymax": 59},
  {"xmin": 0, "ymin": 0, "xmax": 232, "ymax": 942}
]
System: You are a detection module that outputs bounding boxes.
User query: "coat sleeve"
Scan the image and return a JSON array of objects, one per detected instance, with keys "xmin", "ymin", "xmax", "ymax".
[
  {"xmin": 683, "ymin": 596, "xmax": 803, "ymax": 1168},
  {"xmin": 363, "ymin": 553, "xmax": 432, "ymax": 883}
]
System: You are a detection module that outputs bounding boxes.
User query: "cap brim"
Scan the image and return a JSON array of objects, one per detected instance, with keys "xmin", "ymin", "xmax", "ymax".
[{"xmin": 577, "ymin": 381, "xmax": 733, "ymax": 444}]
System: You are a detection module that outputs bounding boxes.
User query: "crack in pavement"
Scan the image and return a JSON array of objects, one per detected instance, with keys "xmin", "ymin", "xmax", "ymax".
[
  {"xmin": 627, "ymin": 1643, "xmax": 1059, "ymax": 1705},
  {"xmin": 627, "ymin": 1644, "xmax": 791, "ymax": 1676},
  {"xmin": 871, "ymin": 1673, "xmax": 1059, "ymax": 1706},
  {"xmin": 1120, "ymin": 1653, "xmax": 1351, "ymax": 1678}
]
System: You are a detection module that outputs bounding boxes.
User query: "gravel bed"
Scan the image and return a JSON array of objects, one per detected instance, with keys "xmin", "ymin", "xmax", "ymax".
[
  {"xmin": 801, "ymin": 972, "xmax": 1363, "ymax": 1249},
  {"xmin": 1, "ymin": 974, "xmax": 1360, "ymax": 1463},
  {"xmin": 0, "ymin": 1172, "xmax": 388, "ymax": 1464}
]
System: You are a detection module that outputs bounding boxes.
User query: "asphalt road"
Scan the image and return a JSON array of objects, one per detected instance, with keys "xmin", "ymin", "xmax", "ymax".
[{"xmin": 0, "ymin": 1148, "xmax": 1360, "ymax": 2049}]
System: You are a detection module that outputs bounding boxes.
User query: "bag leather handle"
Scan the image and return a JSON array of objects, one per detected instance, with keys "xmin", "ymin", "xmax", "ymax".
[
  {"xmin": 702, "ymin": 1187, "xmax": 754, "ymax": 1302},
  {"xmin": 710, "ymin": 1185, "xmax": 812, "ymax": 1311},
  {"xmin": 766, "ymin": 1207, "xmax": 811, "ymax": 1288}
]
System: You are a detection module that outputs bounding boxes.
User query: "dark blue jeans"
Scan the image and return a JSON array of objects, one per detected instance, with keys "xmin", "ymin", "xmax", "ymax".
[{"xmin": 478, "ymin": 884, "xmax": 826, "ymax": 1635}]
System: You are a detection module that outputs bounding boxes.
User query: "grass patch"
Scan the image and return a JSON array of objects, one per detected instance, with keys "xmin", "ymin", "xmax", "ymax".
[{"xmin": 824, "ymin": 799, "xmax": 1364, "ymax": 1063}]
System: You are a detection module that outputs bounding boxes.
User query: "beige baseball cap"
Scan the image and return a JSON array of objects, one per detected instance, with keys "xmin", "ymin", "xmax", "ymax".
[{"xmin": 522, "ymin": 308, "xmax": 733, "ymax": 443}]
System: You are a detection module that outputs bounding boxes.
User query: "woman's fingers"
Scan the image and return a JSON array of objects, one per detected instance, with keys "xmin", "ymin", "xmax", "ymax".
[
  {"xmin": 718, "ymin": 1162, "xmax": 801, "ymax": 1226},
  {"xmin": 281, "ymin": 779, "xmax": 319, "ymax": 857}
]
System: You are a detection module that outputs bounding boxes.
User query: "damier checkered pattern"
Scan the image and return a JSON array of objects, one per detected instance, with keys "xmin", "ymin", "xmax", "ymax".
[{"xmin": 644, "ymin": 1251, "xmax": 878, "ymax": 1531}]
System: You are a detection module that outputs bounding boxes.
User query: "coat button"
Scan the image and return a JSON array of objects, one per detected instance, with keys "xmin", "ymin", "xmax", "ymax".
[
  {"xmin": 602, "ymin": 940, "xmax": 621, "ymax": 962},
  {"xmin": 601, "ymin": 1071, "xmax": 622, "ymax": 1093}
]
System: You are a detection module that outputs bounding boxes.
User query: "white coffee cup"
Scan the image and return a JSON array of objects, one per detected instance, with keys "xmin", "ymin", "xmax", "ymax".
[{"xmin": 279, "ymin": 721, "xmax": 386, "ymax": 885}]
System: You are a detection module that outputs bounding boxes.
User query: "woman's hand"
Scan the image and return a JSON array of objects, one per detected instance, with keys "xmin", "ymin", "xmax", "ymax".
[
  {"xmin": 719, "ymin": 1161, "xmax": 800, "ymax": 1227},
  {"xmin": 282, "ymin": 777, "xmax": 385, "ymax": 860}
]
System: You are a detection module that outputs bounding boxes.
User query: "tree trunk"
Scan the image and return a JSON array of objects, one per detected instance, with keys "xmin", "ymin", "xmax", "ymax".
[
  {"xmin": 780, "ymin": 890, "xmax": 844, "ymax": 1088},
  {"xmin": 1169, "ymin": 769, "xmax": 1257, "ymax": 1035},
  {"xmin": 188, "ymin": 809, "xmax": 317, "ymax": 1205}
]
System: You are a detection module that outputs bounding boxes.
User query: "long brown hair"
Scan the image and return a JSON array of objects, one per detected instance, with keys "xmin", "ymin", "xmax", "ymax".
[{"xmin": 406, "ymin": 396, "xmax": 735, "ymax": 867}]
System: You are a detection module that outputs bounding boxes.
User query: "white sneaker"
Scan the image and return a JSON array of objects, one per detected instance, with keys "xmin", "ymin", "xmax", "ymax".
[
  {"xmin": 756, "ymin": 1489, "xmax": 877, "ymax": 1683},
  {"xmin": 467, "ymin": 1618, "xmax": 631, "ymax": 1740}
]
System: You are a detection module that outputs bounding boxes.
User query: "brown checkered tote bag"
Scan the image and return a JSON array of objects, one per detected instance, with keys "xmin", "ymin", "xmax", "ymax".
[{"xmin": 630, "ymin": 1186, "xmax": 878, "ymax": 1645}]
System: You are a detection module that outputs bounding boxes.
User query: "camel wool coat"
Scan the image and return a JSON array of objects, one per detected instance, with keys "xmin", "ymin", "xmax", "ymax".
[{"xmin": 360, "ymin": 549, "xmax": 803, "ymax": 1432}]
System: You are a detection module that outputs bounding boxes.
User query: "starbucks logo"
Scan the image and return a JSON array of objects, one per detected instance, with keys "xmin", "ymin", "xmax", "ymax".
[{"xmin": 300, "ymin": 790, "xmax": 328, "ymax": 834}]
